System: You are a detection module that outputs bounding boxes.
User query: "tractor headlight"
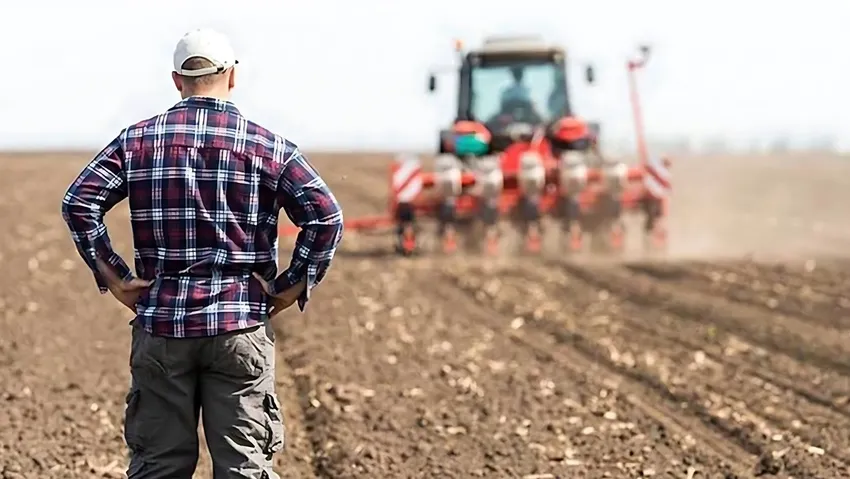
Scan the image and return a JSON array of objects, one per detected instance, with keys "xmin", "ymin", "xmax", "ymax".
[
  {"xmin": 517, "ymin": 152, "xmax": 546, "ymax": 194},
  {"xmin": 433, "ymin": 154, "xmax": 462, "ymax": 198}
]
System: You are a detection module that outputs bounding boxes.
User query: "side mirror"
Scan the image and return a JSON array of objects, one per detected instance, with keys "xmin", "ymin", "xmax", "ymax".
[
  {"xmin": 585, "ymin": 65, "xmax": 595, "ymax": 84},
  {"xmin": 427, "ymin": 74, "xmax": 437, "ymax": 92}
]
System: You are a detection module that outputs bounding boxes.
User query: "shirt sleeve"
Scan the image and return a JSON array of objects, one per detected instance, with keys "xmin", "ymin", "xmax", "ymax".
[
  {"xmin": 271, "ymin": 147, "xmax": 344, "ymax": 310},
  {"xmin": 60, "ymin": 134, "xmax": 134, "ymax": 293}
]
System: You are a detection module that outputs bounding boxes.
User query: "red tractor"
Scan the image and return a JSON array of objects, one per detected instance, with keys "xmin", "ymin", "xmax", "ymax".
[{"xmin": 281, "ymin": 37, "xmax": 671, "ymax": 256}]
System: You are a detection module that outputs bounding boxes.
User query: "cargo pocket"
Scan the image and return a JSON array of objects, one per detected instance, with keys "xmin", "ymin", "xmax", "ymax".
[
  {"xmin": 124, "ymin": 389, "xmax": 143, "ymax": 451},
  {"xmin": 124, "ymin": 388, "xmax": 164, "ymax": 451},
  {"xmin": 123, "ymin": 389, "xmax": 149, "ymax": 478},
  {"xmin": 262, "ymin": 393, "xmax": 285, "ymax": 457}
]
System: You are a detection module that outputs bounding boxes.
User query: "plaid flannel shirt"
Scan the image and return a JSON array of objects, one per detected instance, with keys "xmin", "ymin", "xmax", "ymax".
[{"xmin": 61, "ymin": 96, "xmax": 343, "ymax": 338}]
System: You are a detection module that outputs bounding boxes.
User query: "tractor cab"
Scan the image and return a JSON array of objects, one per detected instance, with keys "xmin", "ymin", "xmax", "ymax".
[{"xmin": 428, "ymin": 35, "xmax": 595, "ymax": 153}]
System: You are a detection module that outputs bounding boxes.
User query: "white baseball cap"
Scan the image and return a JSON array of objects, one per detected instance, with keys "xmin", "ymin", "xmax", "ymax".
[{"xmin": 173, "ymin": 29, "xmax": 238, "ymax": 77}]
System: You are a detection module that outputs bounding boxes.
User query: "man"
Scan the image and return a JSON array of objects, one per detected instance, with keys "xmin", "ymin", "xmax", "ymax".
[
  {"xmin": 497, "ymin": 65, "xmax": 544, "ymax": 124},
  {"xmin": 61, "ymin": 28, "xmax": 343, "ymax": 478},
  {"xmin": 499, "ymin": 65, "xmax": 532, "ymax": 106}
]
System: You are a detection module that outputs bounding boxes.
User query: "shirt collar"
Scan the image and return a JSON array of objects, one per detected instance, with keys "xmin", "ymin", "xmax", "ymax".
[{"xmin": 171, "ymin": 96, "xmax": 240, "ymax": 114}]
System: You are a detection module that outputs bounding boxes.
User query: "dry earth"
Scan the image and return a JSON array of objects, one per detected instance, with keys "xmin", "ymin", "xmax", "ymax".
[{"xmin": 0, "ymin": 151, "xmax": 848, "ymax": 478}]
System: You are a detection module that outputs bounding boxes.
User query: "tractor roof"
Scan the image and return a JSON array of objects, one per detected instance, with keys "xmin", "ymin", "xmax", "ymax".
[{"xmin": 475, "ymin": 35, "xmax": 564, "ymax": 55}]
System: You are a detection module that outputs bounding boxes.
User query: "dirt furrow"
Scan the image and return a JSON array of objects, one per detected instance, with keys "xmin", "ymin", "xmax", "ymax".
[
  {"xmin": 622, "ymin": 261, "xmax": 850, "ymax": 330},
  {"xmin": 694, "ymin": 260, "xmax": 850, "ymax": 314},
  {"xmin": 271, "ymin": 329, "xmax": 320, "ymax": 478},
  {"xmin": 550, "ymin": 259, "xmax": 850, "ymax": 378},
  {"xmin": 544, "ymin": 259, "xmax": 850, "ymax": 407},
  {"xmin": 683, "ymin": 260, "xmax": 850, "ymax": 297},
  {"xmin": 475, "ymin": 261, "xmax": 850, "ymax": 473},
  {"xmin": 279, "ymin": 255, "xmax": 749, "ymax": 478},
  {"xmin": 280, "ymin": 256, "xmax": 648, "ymax": 478},
  {"xmin": 436, "ymin": 263, "xmax": 761, "ymax": 478},
  {"xmin": 513, "ymin": 262, "xmax": 850, "ymax": 411}
]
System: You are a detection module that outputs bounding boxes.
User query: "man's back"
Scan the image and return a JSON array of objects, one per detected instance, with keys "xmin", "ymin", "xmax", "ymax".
[
  {"xmin": 63, "ymin": 96, "xmax": 343, "ymax": 338},
  {"xmin": 128, "ymin": 96, "xmax": 289, "ymax": 336}
]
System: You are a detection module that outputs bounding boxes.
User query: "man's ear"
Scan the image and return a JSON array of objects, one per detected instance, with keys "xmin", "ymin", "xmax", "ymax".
[
  {"xmin": 171, "ymin": 71, "xmax": 184, "ymax": 93},
  {"xmin": 228, "ymin": 67, "xmax": 236, "ymax": 91}
]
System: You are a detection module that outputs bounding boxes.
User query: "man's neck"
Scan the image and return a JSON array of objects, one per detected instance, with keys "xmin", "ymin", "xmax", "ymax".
[{"xmin": 182, "ymin": 90, "xmax": 231, "ymax": 101}]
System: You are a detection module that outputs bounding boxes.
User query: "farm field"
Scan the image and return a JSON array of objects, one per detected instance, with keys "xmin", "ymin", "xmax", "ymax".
[{"xmin": 0, "ymin": 151, "xmax": 849, "ymax": 478}]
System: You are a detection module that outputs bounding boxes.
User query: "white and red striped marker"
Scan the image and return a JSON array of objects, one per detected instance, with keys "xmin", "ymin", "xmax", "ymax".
[
  {"xmin": 391, "ymin": 154, "xmax": 423, "ymax": 203},
  {"xmin": 642, "ymin": 155, "xmax": 671, "ymax": 200}
]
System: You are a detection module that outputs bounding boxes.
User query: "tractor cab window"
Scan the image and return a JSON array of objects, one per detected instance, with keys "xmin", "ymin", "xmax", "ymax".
[{"xmin": 468, "ymin": 58, "xmax": 567, "ymax": 128}]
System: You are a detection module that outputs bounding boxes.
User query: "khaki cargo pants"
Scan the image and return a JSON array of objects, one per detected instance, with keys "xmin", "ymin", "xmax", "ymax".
[{"xmin": 124, "ymin": 320, "xmax": 284, "ymax": 478}]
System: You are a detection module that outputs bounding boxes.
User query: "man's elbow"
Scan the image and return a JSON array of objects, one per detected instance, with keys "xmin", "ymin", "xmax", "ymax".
[
  {"xmin": 320, "ymin": 204, "xmax": 344, "ymax": 250},
  {"xmin": 321, "ymin": 191, "xmax": 344, "ymax": 226},
  {"xmin": 332, "ymin": 212, "xmax": 344, "ymax": 245},
  {"xmin": 323, "ymin": 207, "xmax": 344, "ymax": 245},
  {"xmin": 60, "ymin": 191, "xmax": 91, "ymax": 228},
  {"xmin": 333, "ymin": 203, "xmax": 344, "ymax": 226},
  {"xmin": 60, "ymin": 194, "xmax": 74, "ymax": 224}
]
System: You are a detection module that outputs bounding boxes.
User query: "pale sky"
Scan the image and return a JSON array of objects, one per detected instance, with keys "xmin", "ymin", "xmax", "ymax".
[{"xmin": 1, "ymin": 0, "xmax": 848, "ymax": 151}]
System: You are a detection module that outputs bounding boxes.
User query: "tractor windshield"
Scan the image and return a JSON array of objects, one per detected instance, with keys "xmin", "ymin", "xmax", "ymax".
[{"xmin": 469, "ymin": 59, "xmax": 567, "ymax": 127}]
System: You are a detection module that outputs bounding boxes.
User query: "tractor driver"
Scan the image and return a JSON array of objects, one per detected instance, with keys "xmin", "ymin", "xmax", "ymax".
[
  {"xmin": 500, "ymin": 66, "xmax": 532, "ymax": 104},
  {"xmin": 498, "ymin": 66, "xmax": 542, "ymax": 124}
]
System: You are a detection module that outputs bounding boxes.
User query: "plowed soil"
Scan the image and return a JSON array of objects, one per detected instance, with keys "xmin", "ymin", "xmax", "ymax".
[{"xmin": 1, "ymin": 151, "xmax": 848, "ymax": 478}]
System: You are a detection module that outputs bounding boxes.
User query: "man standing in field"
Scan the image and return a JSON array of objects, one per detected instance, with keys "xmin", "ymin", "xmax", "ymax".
[{"xmin": 61, "ymin": 29, "xmax": 343, "ymax": 478}]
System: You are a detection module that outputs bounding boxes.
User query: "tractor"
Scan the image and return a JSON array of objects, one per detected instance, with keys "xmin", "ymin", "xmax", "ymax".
[
  {"xmin": 279, "ymin": 36, "xmax": 671, "ymax": 256},
  {"xmin": 395, "ymin": 35, "xmax": 670, "ymax": 255}
]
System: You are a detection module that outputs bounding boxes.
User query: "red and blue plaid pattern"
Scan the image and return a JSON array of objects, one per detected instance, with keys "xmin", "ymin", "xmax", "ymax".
[{"xmin": 62, "ymin": 96, "xmax": 343, "ymax": 338}]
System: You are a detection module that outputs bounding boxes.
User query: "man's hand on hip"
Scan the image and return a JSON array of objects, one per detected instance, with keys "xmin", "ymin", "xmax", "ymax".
[
  {"xmin": 253, "ymin": 273, "xmax": 307, "ymax": 318},
  {"xmin": 107, "ymin": 279, "xmax": 152, "ymax": 312},
  {"xmin": 95, "ymin": 258, "xmax": 152, "ymax": 313}
]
